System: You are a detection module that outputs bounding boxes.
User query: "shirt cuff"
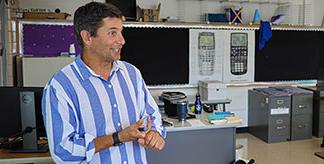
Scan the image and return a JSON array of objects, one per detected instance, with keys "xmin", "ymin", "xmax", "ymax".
[
  {"xmin": 151, "ymin": 125, "xmax": 167, "ymax": 139},
  {"xmin": 85, "ymin": 133, "xmax": 96, "ymax": 163}
]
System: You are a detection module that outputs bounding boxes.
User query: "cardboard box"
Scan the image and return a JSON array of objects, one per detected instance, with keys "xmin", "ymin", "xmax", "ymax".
[
  {"xmin": 199, "ymin": 80, "xmax": 226, "ymax": 101},
  {"xmin": 23, "ymin": 12, "xmax": 70, "ymax": 19},
  {"xmin": 142, "ymin": 3, "xmax": 161, "ymax": 22}
]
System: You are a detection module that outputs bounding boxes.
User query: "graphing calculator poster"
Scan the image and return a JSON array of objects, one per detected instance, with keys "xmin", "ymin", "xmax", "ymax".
[{"xmin": 189, "ymin": 29, "xmax": 225, "ymax": 84}]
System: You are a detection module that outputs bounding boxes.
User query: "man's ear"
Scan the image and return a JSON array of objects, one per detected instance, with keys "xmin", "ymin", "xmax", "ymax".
[{"xmin": 80, "ymin": 30, "xmax": 92, "ymax": 46}]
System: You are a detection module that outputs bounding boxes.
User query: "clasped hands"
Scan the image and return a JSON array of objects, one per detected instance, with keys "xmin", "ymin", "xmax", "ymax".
[{"xmin": 118, "ymin": 117, "xmax": 165, "ymax": 151}]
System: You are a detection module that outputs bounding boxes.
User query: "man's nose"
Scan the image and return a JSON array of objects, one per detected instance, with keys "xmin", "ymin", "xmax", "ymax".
[{"xmin": 117, "ymin": 34, "xmax": 125, "ymax": 45}]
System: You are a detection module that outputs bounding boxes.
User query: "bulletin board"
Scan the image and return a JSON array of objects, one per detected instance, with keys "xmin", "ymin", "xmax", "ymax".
[
  {"xmin": 19, "ymin": 21, "xmax": 324, "ymax": 85},
  {"xmin": 121, "ymin": 27, "xmax": 189, "ymax": 85},
  {"xmin": 21, "ymin": 23, "xmax": 81, "ymax": 56},
  {"xmin": 254, "ymin": 30, "xmax": 324, "ymax": 81}
]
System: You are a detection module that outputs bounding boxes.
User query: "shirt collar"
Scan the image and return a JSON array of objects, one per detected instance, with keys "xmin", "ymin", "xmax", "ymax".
[{"xmin": 75, "ymin": 55, "xmax": 123, "ymax": 81}]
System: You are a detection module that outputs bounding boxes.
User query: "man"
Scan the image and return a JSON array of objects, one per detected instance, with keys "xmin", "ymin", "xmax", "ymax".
[{"xmin": 42, "ymin": 2, "xmax": 166, "ymax": 163}]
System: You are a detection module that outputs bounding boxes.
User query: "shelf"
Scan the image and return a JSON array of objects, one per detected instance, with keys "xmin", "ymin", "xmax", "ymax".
[
  {"xmin": 123, "ymin": 21, "xmax": 324, "ymax": 31},
  {"xmin": 220, "ymin": 0, "xmax": 289, "ymax": 5},
  {"xmin": 177, "ymin": 0, "xmax": 290, "ymax": 5}
]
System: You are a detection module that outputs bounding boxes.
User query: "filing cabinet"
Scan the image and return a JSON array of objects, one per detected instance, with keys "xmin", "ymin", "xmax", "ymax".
[
  {"xmin": 291, "ymin": 115, "xmax": 312, "ymax": 139},
  {"xmin": 313, "ymin": 90, "xmax": 324, "ymax": 137},
  {"xmin": 272, "ymin": 86, "xmax": 313, "ymax": 140},
  {"xmin": 300, "ymin": 87, "xmax": 324, "ymax": 137},
  {"xmin": 248, "ymin": 88, "xmax": 291, "ymax": 143}
]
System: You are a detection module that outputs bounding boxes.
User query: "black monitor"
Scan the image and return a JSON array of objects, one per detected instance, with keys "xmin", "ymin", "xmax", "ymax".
[
  {"xmin": 0, "ymin": 87, "xmax": 47, "ymax": 152},
  {"xmin": 0, "ymin": 87, "xmax": 22, "ymax": 138}
]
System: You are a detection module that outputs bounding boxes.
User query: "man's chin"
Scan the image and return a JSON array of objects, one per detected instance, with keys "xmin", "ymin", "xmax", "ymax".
[{"xmin": 113, "ymin": 54, "xmax": 121, "ymax": 61}]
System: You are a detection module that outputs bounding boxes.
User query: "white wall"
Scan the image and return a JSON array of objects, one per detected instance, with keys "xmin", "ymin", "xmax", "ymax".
[
  {"xmin": 18, "ymin": 0, "xmax": 105, "ymax": 20},
  {"xmin": 18, "ymin": 0, "xmax": 323, "ymax": 25},
  {"xmin": 313, "ymin": 0, "xmax": 324, "ymax": 26}
]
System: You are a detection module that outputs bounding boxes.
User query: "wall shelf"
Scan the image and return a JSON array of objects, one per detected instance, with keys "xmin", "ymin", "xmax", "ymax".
[
  {"xmin": 219, "ymin": 0, "xmax": 289, "ymax": 5},
  {"xmin": 124, "ymin": 21, "xmax": 324, "ymax": 31},
  {"xmin": 177, "ymin": 0, "xmax": 290, "ymax": 5}
]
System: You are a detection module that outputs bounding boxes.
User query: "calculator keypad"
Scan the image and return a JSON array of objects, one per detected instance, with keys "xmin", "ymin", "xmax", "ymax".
[{"xmin": 230, "ymin": 46, "xmax": 248, "ymax": 75}]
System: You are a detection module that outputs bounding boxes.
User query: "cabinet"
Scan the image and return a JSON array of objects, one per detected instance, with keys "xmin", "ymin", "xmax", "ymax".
[
  {"xmin": 300, "ymin": 87, "xmax": 324, "ymax": 138},
  {"xmin": 271, "ymin": 86, "xmax": 313, "ymax": 140},
  {"xmin": 248, "ymin": 88, "xmax": 291, "ymax": 143},
  {"xmin": 313, "ymin": 90, "xmax": 324, "ymax": 137}
]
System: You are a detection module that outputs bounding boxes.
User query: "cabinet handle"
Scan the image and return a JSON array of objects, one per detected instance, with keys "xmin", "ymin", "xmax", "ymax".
[
  {"xmin": 277, "ymin": 126, "xmax": 286, "ymax": 130},
  {"xmin": 298, "ymin": 105, "xmax": 306, "ymax": 109},
  {"xmin": 276, "ymin": 119, "xmax": 283, "ymax": 124}
]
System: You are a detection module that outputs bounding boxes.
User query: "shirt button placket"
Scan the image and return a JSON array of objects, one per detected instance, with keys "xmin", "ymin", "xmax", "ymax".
[{"xmin": 108, "ymin": 83, "xmax": 121, "ymax": 131}]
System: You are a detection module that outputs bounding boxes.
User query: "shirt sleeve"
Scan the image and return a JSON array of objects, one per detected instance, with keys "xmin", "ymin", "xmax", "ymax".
[
  {"xmin": 139, "ymin": 78, "xmax": 167, "ymax": 139},
  {"xmin": 42, "ymin": 81, "xmax": 96, "ymax": 163}
]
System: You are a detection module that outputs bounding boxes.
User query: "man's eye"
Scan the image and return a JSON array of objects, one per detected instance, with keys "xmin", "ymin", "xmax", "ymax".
[{"xmin": 108, "ymin": 31, "xmax": 117, "ymax": 36}]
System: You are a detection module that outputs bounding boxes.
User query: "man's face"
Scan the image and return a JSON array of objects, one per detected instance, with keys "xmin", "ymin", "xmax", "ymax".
[{"xmin": 89, "ymin": 17, "xmax": 125, "ymax": 62}]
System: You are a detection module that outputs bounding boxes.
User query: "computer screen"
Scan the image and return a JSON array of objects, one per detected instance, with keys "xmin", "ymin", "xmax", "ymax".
[
  {"xmin": 0, "ymin": 87, "xmax": 45, "ymax": 139},
  {"xmin": 0, "ymin": 87, "xmax": 21, "ymax": 138}
]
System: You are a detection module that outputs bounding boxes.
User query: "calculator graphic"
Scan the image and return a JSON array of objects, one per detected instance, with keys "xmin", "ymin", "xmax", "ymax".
[
  {"xmin": 198, "ymin": 32, "xmax": 215, "ymax": 76},
  {"xmin": 230, "ymin": 33, "xmax": 248, "ymax": 75}
]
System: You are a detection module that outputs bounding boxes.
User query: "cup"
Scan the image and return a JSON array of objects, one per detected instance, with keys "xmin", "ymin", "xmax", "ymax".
[{"xmin": 177, "ymin": 101, "xmax": 188, "ymax": 121}]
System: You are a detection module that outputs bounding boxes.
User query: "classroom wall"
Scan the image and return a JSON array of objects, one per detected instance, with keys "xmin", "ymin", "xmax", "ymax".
[
  {"xmin": 15, "ymin": 0, "xmax": 323, "ymax": 127},
  {"xmin": 18, "ymin": 0, "xmax": 105, "ymax": 19},
  {"xmin": 18, "ymin": 0, "xmax": 324, "ymax": 25},
  {"xmin": 313, "ymin": 0, "xmax": 324, "ymax": 26}
]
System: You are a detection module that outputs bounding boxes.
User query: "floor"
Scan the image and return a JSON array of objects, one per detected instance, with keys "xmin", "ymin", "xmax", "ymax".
[{"xmin": 236, "ymin": 133, "xmax": 324, "ymax": 164}]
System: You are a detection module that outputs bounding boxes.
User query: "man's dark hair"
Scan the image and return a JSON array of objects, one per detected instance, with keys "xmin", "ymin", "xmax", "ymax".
[{"xmin": 73, "ymin": 2, "xmax": 123, "ymax": 48}]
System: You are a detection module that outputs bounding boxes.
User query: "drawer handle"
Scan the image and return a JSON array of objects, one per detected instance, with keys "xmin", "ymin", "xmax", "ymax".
[
  {"xmin": 298, "ymin": 105, "xmax": 306, "ymax": 109},
  {"xmin": 298, "ymin": 125, "xmax": 304, "ymax": 128},
  {"xmin": 276, "ymin": 119, "xmax": 283, "ymax": 124},
  {"xmin": 277, "ymin": 126, "xmax": 286, "ymax": 130}
]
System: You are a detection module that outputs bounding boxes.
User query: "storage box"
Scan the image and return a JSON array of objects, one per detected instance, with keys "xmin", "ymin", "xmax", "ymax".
[
  {"xmin": 23, "ymin": 12, "xmax": 70, "ymax": 19},
  {"xmin": 206, "ymin": 13, "xmax": 228, "ymax": 23},
  {"xmin": 142, "ymin": 3, "xmax": 161, "ymax": 22},
  {"xmin": 199, "ymin": 80, "xmax": 226, "ymax": 101}
]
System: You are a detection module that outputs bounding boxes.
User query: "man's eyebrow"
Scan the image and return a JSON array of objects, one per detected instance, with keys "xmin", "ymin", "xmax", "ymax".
[{"xmin": 107, "ymin": 27, "xmax": 123, "ymax": 30}]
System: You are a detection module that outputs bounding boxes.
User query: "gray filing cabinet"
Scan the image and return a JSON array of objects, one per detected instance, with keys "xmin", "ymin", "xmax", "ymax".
[
  {"xmin": 314, "ymin": 90, "xmax": 324, "ymax": 138},
  {"xmin": 272, "ymin": 86, "xmax": 313, "ymax": 140},
  {"xmin": 301, "ymin": 87, "xmax": 324, "ymax": 137},
  {"xmin": 248, "ymin": 88, "xmax": 291, "ymax": 143}
]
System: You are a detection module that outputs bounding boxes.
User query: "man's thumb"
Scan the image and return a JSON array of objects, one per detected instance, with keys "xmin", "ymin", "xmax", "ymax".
[{"xmin": 136, "ymin": 119, "xmax": 144, "ymax": 127}]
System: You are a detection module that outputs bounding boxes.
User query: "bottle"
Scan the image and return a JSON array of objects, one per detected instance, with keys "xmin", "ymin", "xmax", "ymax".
[
  {"xmin": 69, "ymin": 43, "xmax": 76, "ymax": 57},
  {"xmin": 195, "ymin": 93, "xmax": 202, "ymax": 115}
]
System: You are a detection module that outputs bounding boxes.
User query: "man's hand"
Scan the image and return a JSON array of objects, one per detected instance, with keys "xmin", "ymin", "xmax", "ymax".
[
  {"xmin": 138, "ymin": 116, "xmax": 165, "ymax": 151},
  {"xmin": 118, "ymin": 119, "xmax": 146, "ymax": 143},
  {"xmin": 138, "ymin": 130, "xmax": 165, "ymax": 151}
]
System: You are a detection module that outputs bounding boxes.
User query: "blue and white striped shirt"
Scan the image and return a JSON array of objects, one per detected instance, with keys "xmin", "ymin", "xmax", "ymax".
[{"xmin": 42, "ymin": 56, "xmax": 166, "ymax": 164}]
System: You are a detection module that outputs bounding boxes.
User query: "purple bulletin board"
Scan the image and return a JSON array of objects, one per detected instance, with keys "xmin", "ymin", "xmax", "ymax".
[{"xmin": 22, "ymin": 23, "xmax": 81, "ymax": 57}]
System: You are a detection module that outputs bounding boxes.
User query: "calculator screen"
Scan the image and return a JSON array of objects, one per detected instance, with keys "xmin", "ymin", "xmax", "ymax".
[
  {"xmin": 199, "ymin": 33, "xmax": 214, "ymax": 47},
  {"xmin": 232, "ymin": 33, "xmax": 247, "ymax": 47}
]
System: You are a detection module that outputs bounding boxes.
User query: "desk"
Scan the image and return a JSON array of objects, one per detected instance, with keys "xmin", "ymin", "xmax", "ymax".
[
  {"xmin": 0, "ymin": 113, "xmax": 238, "ymax": 164},
  {"xmin": 0, "ymin": 150, "xmax": 52, "ymax": 164},
  {"xmin": 146, "ymin": 112, "xmax": 239, "ymax": 164}
]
